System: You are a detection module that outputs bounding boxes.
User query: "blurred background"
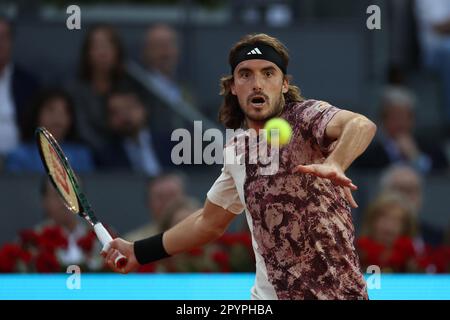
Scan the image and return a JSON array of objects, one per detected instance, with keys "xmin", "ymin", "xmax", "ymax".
[{"xmin": 0, "ymin": 0, "xmax": 449, "ymax": 274}]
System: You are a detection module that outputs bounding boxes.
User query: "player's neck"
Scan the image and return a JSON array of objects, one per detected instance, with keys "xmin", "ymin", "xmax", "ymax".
[{"xmin": 245, "ymin": 118, "xmax": 265, "ymax": 133}]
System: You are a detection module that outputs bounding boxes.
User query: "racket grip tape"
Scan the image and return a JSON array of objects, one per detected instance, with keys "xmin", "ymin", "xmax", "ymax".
[{"xmin": 94, "ymin": 223, "xmax": 128, "ymax": 269}]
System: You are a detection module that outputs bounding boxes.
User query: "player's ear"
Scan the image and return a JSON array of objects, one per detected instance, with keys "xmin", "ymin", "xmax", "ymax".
[
  {"xmin": 230, "ymin": 78, "xmax": 237, "ymax": 95},
  {"xmin": 282, "ymin": 76, "xmax": 289, "ymax": 94}
]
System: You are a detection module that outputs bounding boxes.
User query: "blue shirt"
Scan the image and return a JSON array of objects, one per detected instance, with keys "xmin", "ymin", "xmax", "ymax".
[{"xmin": 5, "ymin": 142, "xmax": 95, "ymax": 173}]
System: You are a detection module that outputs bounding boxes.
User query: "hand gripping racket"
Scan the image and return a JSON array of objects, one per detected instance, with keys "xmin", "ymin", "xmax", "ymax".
[{"xmin": 36, "ymin": 127, "xmax": 127, "ymax": 269}]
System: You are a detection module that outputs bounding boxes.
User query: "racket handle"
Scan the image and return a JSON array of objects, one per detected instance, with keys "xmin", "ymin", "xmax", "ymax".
[{"xmin": 94, "ymin": 223, "xmax": 128, "ymax": 269}]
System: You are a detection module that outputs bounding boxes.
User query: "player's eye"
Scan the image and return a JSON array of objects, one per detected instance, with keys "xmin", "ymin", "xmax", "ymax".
[
  {"xmin": 265, "ymin": 70, "xmax": 273, "ymax": 77},
  {"xmin": 241, "ymin": 72, "xmax": 249, "ymax": 79}
]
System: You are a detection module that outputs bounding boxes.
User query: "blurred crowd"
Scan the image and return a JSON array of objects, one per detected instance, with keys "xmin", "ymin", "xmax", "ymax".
[
  {"xmin": 0, "ymin": 20, "xmax": 193, "ymax": 176},
  {"xmin": 1, "ymin": 0, "xmax": 450, "ymax": 274}
]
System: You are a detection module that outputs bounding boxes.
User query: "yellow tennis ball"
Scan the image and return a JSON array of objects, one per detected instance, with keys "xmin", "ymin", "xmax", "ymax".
[{"xmin": 264, "ymin": 118, "xmax": 292, "ymax": 145}]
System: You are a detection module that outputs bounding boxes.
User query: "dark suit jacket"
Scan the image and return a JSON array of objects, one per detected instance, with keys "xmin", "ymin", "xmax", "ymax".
[
  {"xmin": 95, "ymin": 130, "xmax": 175, "ymax": 172},
  {"xmin": 354, "ymin": 138, "xmax": 448, "ymax": 171},
  {"xmin": 11, "ymin": 65, "xmax": 40, "ymax": 134}
]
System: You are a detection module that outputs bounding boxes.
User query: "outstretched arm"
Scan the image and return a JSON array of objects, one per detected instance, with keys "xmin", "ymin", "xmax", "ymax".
[
  {"xmin": 294, "ymin": 110, "xmax": 377, "ymax": 207},
  {"xmin": 102, "ymin": 199, "xmax": 237, "ymax": 273}
]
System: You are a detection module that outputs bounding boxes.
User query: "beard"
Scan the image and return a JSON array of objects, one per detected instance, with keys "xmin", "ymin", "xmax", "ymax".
[
  {"xmin": 113, "ymin": 120, "xmax": 141, "ymax": 138},
  {"xmin": 244, "ymin": 91, "xmax": 285, "ymax": 123}
]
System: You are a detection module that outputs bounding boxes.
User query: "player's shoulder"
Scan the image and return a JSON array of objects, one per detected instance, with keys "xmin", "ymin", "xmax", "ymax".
[
  {"xmin": 290, "ymin": 99, "xmax": 334, "ymax": 112},
  {"xmin": 284, "ymin": 99, "xmax": 334, "ymax": 120}
]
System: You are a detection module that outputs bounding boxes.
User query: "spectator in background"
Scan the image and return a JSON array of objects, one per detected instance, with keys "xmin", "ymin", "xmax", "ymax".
[
  {"xmin": 5, "ymin": 88, "xmax": 94, "ymax": 173},
  {"xmin": 357, "ymin": 192, "xmax": 419, "ymax": 273},
  {"xmin": 354, "ymin": 86, "xmax": 448, "ymax": 173},
  {"xmin": 67, "ymin": 24, "xmax": 141, "ymax": 154},
  {"xmin": 415, "ymin": 0, "xmax": 450, "ymax": 125},
  {"xmin": 158, "ymin": 196, "xmax": 200, "ymax": 232},
  {"xmin": 39, "ymin": 179, "xmax": 87, "ymax": 266},
  {"xmin": 0, "ymin": 16, "xmax": 39, "ymax": 157},
  {"xmin": 379, "ymin": 165, "xmax": 445, "ymax": 247},
  {"xmin": 127, "ymin": 23, "xmax": 202, "ymax": 135},
  {"xmin": 13, "ymin": 179, "xmax": 105, "ymax": 272},
  {"xmin": 96, "ymin": 89, "xmax": 170, "ymax": 176},
  {"xmin": 125, "ymin": 173, "xmax": 187, "ymax": 241}
]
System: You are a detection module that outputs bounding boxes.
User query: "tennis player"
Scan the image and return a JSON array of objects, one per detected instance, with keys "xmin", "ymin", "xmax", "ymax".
[{"xmin": 103, "ymin": 33, "xmax": 377, "ymax": 300}]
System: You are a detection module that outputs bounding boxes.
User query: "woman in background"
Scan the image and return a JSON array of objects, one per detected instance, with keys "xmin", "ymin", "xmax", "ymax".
[
  {"xmin": 5, "ymin": 88, "xmax": 94, "ymax": 173},
  {"xmin": 357, "ymin": 192, "xmax": 418, "ymax": 273},
  {"xmin": 66, "ymin": 24, "xmax": 142, "ymax": 154}
]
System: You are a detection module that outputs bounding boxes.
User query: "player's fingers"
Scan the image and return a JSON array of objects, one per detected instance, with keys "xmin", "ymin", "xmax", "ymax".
[
  {"xmin": 110, "ymin": 250, "xmax": 120, "ymax": 266},
  {"xmin": 107, "ymin": 250, "xmax": 121, "ymax": 271},
  {"xmin": 107, "ymin": 258, "xmax": 116, "ymax": 272},
  {"xmin": 333, "ymin": 174, "xmax": 353, "ymax": 187},
  {"xmin": 105, "ymin": 247, "xmax": 116, "ymax": 263},
  {"xmin": 344, "ymin": 187, "xmax": 358, "ymax": 208}
]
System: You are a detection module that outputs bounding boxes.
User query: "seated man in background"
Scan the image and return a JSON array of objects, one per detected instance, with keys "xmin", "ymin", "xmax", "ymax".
[
  {"xmin": 127, "ymin": 23, "xmax": 208, "ymax": 135},
  {"xmin": 5, "ymin": 88, "xmax": 94, "ymax": 173},
  {"xmin": 355, "ymin": 86, "xmax": 448, "ymax": 173},
  {"xmin": 12, "ymin": 180, "xmax": 105, "ymax": 272},
  {"xmin": 0, "ymin": 16, "xmax": 39, "ymax": 158},
  {"xmin": 379, "ymin": 164, "xmax": 445, "ymax": 247},
  {"xmin": 96, "ymin": 89, "xmax": 171, "ymax": 176},
  {"xmin": 125, "ymin": 173, "xmax": 187, "ymax": 241}
]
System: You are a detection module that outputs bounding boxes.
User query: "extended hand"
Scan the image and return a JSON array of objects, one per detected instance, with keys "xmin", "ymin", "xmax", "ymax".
[{"xmin": 293, "ymin": 162, "xmax": 358, "ymax": 208}]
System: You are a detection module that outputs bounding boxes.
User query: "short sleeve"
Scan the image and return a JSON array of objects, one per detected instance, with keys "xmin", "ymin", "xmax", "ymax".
[
  {"xmin": 207, "ymin": 167, "xmax": 245, "ymax": 215},
  {"xmin": 301, "ymin": 100, "xmax": 342, "ymax": 154}
]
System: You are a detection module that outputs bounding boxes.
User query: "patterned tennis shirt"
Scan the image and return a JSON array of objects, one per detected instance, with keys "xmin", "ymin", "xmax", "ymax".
[{"xmin": 207, "ymin": 99, "xmax": 368, "ymax": 300}]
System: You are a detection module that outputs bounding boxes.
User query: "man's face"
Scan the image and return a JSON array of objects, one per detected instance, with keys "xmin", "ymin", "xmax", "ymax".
[
  {"xmin": 107, "ymin": 94, "xmax": 146, "ymax": 137},
  {"xmin": 388, "ymin": 170, "xmax": 423, "ymax": 213},
  {"xmin": 148, "ymin": 176, "xmax": 184, "ymax": 221},
  {"xmin": 43, "ymin": 182, "xmax": 76, "ymax": 229},
  {"xmin": 383, "ymin": 104, "xmax": 414, "ymax": 138},
  {"xmin": 231, "ymin": 59, "xmax": 288, "ymax": 125},
  {"xmin": 0, "ymin": 20, "xmax": 12, "ymax": 69},
  {"xmin": 143, "ymin": 25, "xmax": 179, "ymax": 76}
]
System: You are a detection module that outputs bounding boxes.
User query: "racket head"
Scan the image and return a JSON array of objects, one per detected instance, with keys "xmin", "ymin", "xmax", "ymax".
[{"xmin": 36, "ymin": 127, "xmax": 82, "ymax": 215}]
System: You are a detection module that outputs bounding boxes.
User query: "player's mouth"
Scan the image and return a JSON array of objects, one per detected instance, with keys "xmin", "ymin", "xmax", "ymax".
[{"xmin": 249, "ymin": 95, "xmax": 267, "ymax": 109}]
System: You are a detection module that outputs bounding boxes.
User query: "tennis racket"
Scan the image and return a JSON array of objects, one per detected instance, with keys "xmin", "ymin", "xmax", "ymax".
[{"xmin": 36, "ymin": 127, "xmax": 127, "ymax": 269}]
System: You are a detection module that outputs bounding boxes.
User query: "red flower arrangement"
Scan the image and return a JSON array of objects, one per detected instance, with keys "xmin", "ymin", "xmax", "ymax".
[
  {"xmin": 356, "ymin": 236, "xmax": 450, "ymax": 273},
  {"xmin": 0, "ymin": 223, "xmax": 109, "ymax": 273},
  {"xmin": 137, "ymin": 232, "xmax": 255, "ymax": 273},
  {"xmin": 0, "ymin": 243, "xmax": 32, "ymax": 272},
  {"xmin": 38, "ymin": 226, "xmax": 68, "ymax": 251},
  {"xmin": 34, "ymin": 249, "xmax": 60, "ymax": 273},
  {"xmin": 77, "ymin": 230, "xmax": 97, "ymax": 254}
]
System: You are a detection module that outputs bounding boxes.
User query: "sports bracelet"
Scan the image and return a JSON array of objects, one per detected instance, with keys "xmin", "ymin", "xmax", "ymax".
[{"xmin": 134, "ymin": 232, "xmax": 170, "ymax": 265}]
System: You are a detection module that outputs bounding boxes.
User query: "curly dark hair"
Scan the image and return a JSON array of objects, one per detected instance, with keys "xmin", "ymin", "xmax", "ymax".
[{"xmin": 218, "ymin": 33, "xmax": 304, "ymax": 129}]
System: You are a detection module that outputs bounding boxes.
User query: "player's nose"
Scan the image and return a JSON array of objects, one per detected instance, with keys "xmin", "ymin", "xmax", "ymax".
[{"xmin": 252, "ymin": 75, "xmax": 263, "ymax": 92}]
